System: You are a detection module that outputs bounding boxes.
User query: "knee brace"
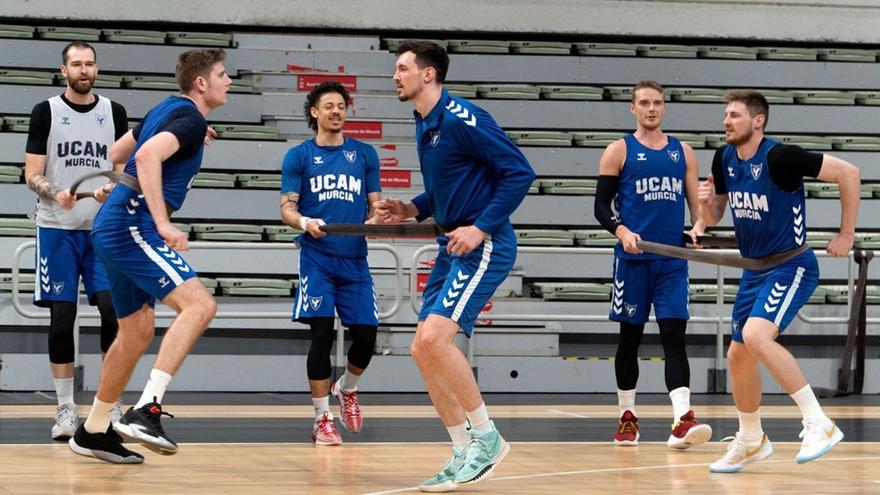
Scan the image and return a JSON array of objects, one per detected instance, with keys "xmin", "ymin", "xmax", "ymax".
[
  {"xmin": 615, "ymin": 322, "xmax": 645, "ymax": 390},
  {"xmin": 94, "ymin": 291, "xmax": 118, "ymax": 353},
  {"xmin": 658, "ymin": 318, "xmax": 690, "ymax": 391},
  {"xmin": 48, "ymin": 302, "xmax": 77, "ymax": 364},
  {"xmin": 306, "ymin": 317, "xmax": 336, "ymax": 380},
  {"xmin": 347, "ymin": 324, "xmax": 377, "ymax": 370}
]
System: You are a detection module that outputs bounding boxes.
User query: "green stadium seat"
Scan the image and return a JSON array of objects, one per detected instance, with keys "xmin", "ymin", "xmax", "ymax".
[
  {"xmin": 807, "ymin": 286, "xmax": 827, "ymax": 304},
  {"xmin": 229, "ymin": 79, "xmax": 256, "ymax": 94},
  {"xmin": 869, "ymin": 184, "xmax": 880, "ymax": 198},
  {"xmin": 528, "ymin": 179, "xmax": 540, "ymax": 194},
  {"xmin": 515, "ymin": 229, "xmax": 575, "ymax": 246},
  {"xmin": 703, "ymin": 134, "xmax": 728, "ymax": 149},
  {"xmin": 698, "ymin": 46, "xmax": 757, "ymax": 60},
  {"xmin": 445, "ymin": 84, "xmax": 478, "ymax": 98},
  {"xmin": 385, "ymin": 39, "xmax": 448, "ymax": 51},
  {"xmin": 817, "ymin": 48, "xmax": 877, "ymax": 63},
  {"xmin": 853, "ymin": 91, "xmax": 880, "ymax": 106},
  {"xmin": 571, "ymin": 229, "xmax": 617, "ymax": 247},
  {"xmin": 0, "ymin": 24, "xmax": 35, "ymax": 39},
  {"xmin": 102, "ymin": 29, "xmax": 166, "ymax": 44},
  {"xmin": 539, "ymin": 85, "xmax": 603, "ymax": 101},
  {"xmin": 605, "ymin": 86, "xmax": 671, "ymax": 102},
  {"xmin": 192, "ymin": 172, "xmax": 236, "ymax": 188},
  {"xmin": 3, "ymin": 116, "xmax": 30, "ymax": 133},
  {"xmin": 541, "ymin": 178, "xmax": 597, "ymax": 195},
  {"xmin": 88, "ymin": 74, "xmax": 123, "ymax": 89},
  {"xmin": 674, "ymin": 133, "xmax": 707, "ymax": 149},
  {"xmin": 217, "ymin": 277, "xmax": 293, "ymax": 297},
  {"xmin": 0, "ymin": 272, "xmax": 35, "ymax": 292},
  {"xmin": 804, "ymin": 182, "xmax": 841, "ymax": 198},
  {"xmin": 263, "ymin": 224, "xmax": 303, "ymax": 242},
  {"xmin": 0, "ymin": 165, "xmax": 23, "ymax": 184},
  {"xmin": 36, "ymin": 26, "xmax": 101, "ymax": 41},
  {"xmin": 236, "ymin": 173, "xmax": 282, "ymax": 189},
  {"xmin": 831, "ymin": 136, "xmax": 880, "ymax": 151},
  {"xmin": 509, "ymin": 41, "xmax": 571, "ymax": 55},
  {"xmin": 574, "ymin": 43, "xmax": 637, "ymax": 57},
  {"xmin": 476, "ymin": 84, "xmax": 540, "ymax": 100},
  {"xmin": 636, "ymin": 44, "xmax": 698, "ymax": 58},
  {"xmin": 213, "ymin": 124, "xmax": 282, "ymax": 141},
  {"xmin": 689, "ymin": 284, "xmax": 738, "ymax": 303},
  {"xmin": 760, "ymin": 89, "xmax": 796, "ymax": 104},
  {"xmin": 0, "ymin": 217, "xmax": 36, "ymax": 236},
  {"xmin": 534, "ymin": 282, "xmax": 611, "ymax": 301},
  {"xmin": 0, "ymin": 70, "xmax": 54, "ymax": 86},
  {"xmin": 123, "ymin": 75, "xmax": 179, "ymax": 90},
  {"xmin": 573, "ymin": 132, "xmax": 626, "ymax": 147},
  {"xmin": 192, "ymin": 223, "xmax": 263, "ymax": 242},
  {"xmin": 824, "ymin": 285, "xmax": 880, "ymax": 304},
  {"xmin": 506, "ymin": 131, "xmax": 573, "ymax": 147},
  {"xmin": 171, "ymin": 222, "xmax": 192, "ymax": 234},
  {"xmin": 671, "ymin": 88, "xmax": 726, "ymax": 103},
  {"xmin": 200, "ymin": 277, "xmax": 218, "ymax": 294},
  {"xmin": 855, "ymin": 233, "xmax": 880, "ymax": 249},
  {"xmin": 167, "ymin": 31, "xmax": 233, "ymax": 47},
  {"xmin": 447, "ymin": 40, "xmax": 510, "ymax": 54},
  {"xmin": 793, "ymin": 90, "xmax": 855, "ymax": 106},
  {"xmin": 806, "ymin": 231, "xmax": 835, "ymax": 248},
  {"xmin": 756, "ymin": 47, "xmax": 818, "ymax": 61},
  {"xmin": 769, "ymin": 135, "xmax": 833, "ymax": 150}
]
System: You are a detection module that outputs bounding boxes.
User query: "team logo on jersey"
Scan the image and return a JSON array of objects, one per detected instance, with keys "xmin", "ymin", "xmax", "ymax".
[
  {"xmin": 636, "ymin": 152, "xmax": 647, "ymax": 161},
  {"xmin": 728, "ymin": 166, "xmax": 735, "ymax": 177},
  {"xmin": 60, "ymin": 116, "xmax": 70, "ymax": 125},
  {"xmin": 95, "ymin": 113, "xmax": 107, "ymax": 128},
  {"xmin": 51, "ymin": 281, "xmax": 65, "ymax": 296},
  {"xmin": 158, "ymin": 276, "xmax": 170, "ymax": 288},
  {"xmin": 309, "ymin": 296, "xmax": 323, "ymax": 311},
  {"xmin": 313, "ymin": 156, "xmax": 324, "ymax": 165},
  {"xmin": 430, "ymin": 131, "xmax": 441, "ymax": 147},
  {"xmin": 343, "ymin": 150, "xmax": 357, "ymax": 163},
  {"xmin": 750, "ymin": 162, "xmax": 763, "ymax": 181},
  {"xmin": 625, "ymin": 303, "xmax": 637, "ymax": 318},
  {"xmin": 667, "ymin": 150, "xmax": 680, "ymax": 163}
]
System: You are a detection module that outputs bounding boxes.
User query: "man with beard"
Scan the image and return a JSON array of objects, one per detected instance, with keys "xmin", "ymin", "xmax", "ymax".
[
  {"xmin": 375, "ymin": 40, "xmax": 535, "ymax": 492},
  {"xmin": 699, "ymin": 90, "xmax": 860, "ymax": 472},
  {"xmin": 594, "ymin": 80, "xmax": 711, "ymax": 449},
  {"xmin": 280, "ymin": 81, "xmax": 383, "ymax": 445},
  {"xmin": 25, "ymin": 41, "xmax": 128, "ymax": 441}
]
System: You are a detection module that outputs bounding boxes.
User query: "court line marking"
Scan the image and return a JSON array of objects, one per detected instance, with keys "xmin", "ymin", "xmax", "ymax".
[
  {"xmin": 360, "ymin": 455, "xmax": 880, "ymax": 495},
  {"xmin": 548, "ymin": 408, "xmax": 590, "ymax": 419},
  {"xmin": 33, "ymin": 391, "xmax": 54, "ymax": 401}
]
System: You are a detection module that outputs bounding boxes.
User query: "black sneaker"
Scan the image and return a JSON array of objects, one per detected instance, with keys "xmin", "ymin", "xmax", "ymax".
[
  {"xmin": 113, "ymin": 401, "xmax": 178, "ymax": 455},
  {"xmin": 68, "ymin": 424, "xmax": 144, "ymax": 464}
]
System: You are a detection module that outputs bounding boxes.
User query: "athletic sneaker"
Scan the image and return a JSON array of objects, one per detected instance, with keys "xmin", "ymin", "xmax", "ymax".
[
  {"xmin": 111, "ymin": 400, "xmax": 124, "ymax": 425},
  {"xmin": 454, "ymin": 421, "xmax": 510, "ymax": 485},
  {"xmin": 312, "ymin": 411, "xmax": 343, "ymax": 446},
  {"xmin": 796, "ymin": 418, "xmax": 844, "ymax": 464},
  {"xmin": 113, "ymin": 400, "xmax": 178, "ymax": 455},
  {"xmin": 419, "ymin": 446, "xmax": 466, "ymax": 493},
  {"xmin": 613, "ymin": 410, "xmax": 639, "ymax": 446},
  {"xmin": 52, "ymin": 403, "xmax": 79, "ymax": 441},
  {"xmin": 68, "ymin": 424, "xmax": 144, "ymax": 464},
  {"xmin": 708, "ymin": 433, "xmax": 773, "ymax": 473},
  {"xmin": 667, "ymin": 410, "xmax": 712, "ymax": 449},
  {"xmin": 331, "ymin": 378, "xmax": 363, "ymax": 433}
]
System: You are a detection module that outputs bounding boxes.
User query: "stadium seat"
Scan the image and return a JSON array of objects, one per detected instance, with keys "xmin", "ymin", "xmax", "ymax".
[
  {"xmin": 689, "ymin": 284, "xmax": 738, "ymax": 303},
  {"xmin": 509, "ymin": 41, "xmax": 571, "ymax": 55},
  {"xmin": 0, "ymin": 165, "xmax": 23, "ymax": 184},
  {"xmin": 447, "ymin": 40, "xmax": 510, "ymax": 54},
  {"xmin": 263, "ymin": 224, "xmax": 302, "ymax": 242},
  {"xmin": 384, "ymin": 39, "xmax": 448, "ymax": 51},
  {"xmin": 89, "ymin": 74, "xmax": 123, "ymax": 89},
  {"xmin": 533, "ymin": 282, "xmax": 611, "ymax": 301},
  {"xmin": 212, "ymin": 124, "xmax": 282, "ymax": 141},
  {"xmin": 123, "ymin": 75, "xmax": 179, "ymax": 90},
  {"xmin": 605, "ymin": 86, "xmax": 671, "ymax": 101},
  {"xmin": 191, "ymin": 223, "xmax": 263, "ymax": 242},
  {"xmin": 102, "ymin": 29, "xmax": 166, "ymax": 44},
  {"xmin": 636, "ymin": 44, "xmax": 698, "ymax": 58},
  {"xmin": 0, "ymin": 272, "xmax": 35, "ymax": 292},
  {"xmin": 539, "ymin": 85, "xmax": 603, "ymax": 101},
  {"xmin": 670, "ymin": 88, "xmax": 726, "ymax": 103},
  {"xmin": 760, "ymin": 89, "xmax": 796, "ymax": 104},
  {"xmin": 192, "ymin": 172, "xmax": 236, "ymax": 188},
  {"xmin": 228, "ymin": 78, "xmax": 256, "ymax": 94},
  {"xmin": 36, "ymin": 26, "xmax": 101, "ymax": 41},
  {"xmin": 167, "ymin": 31, "xmax": 233, "ymax": 47},
  {"xmin": 236, "ymin": 173, "xmax": 282, "ymax": 189},
  {"xmin": 507, "ymin": 131, "xmax": 573, "ymax": 147},
  {"xmin": 806, "ymin": 231, "xmax": 835, "ymax": 248},
  {"xmin": 769, "ymin": 135, "xmax": 833, "ymax": 150},
  {"xmin": 3, "ymin": 116, "xmax": 29, "ymax": 132},
  {"xmin": 793, "ymin": 90, "xmax": 855, "ymax": 106},
  {"xmin": 756, "ymin": 47, "xmax": 818, "ymax": 61},
  {"xmin": 817, "ymin": 48, "xmax": 876, "ymax": 63},
  {"xmin": 0, "ymin": 217, "xmax": 35, "ymax": 236},
  {"xmin": 528, "ymin": 179, "xmax": 540, "ymax": 194},
  {"xmin": 825, "ymin": 285, "xmax": 880, "ymax": 304},
  {"xmin": 515, "ymin": 229, "xmax": 575, "ymax": 246},
  {"xmin": 673, "ymin": 133, "xmax": 707, "ymax": 148},
  {"xmin": 541, "ymin": 178, "xmax": 597, "ymax": 195},
  {"xmin": 0, "ymin": 70, "xmax": 54, "ymax": 86},
  {"xmin": 476, "ymin": 84, "xmax": 540, "ymax": 100},
  {"xmin": 574, "ymin": 42, "xmax": 637, "ymax": 57},
  {"xmin": 703, "ymin": 134, "xmax": 727, "ymax": 149},
  {"xmin": 217, "ymin": 277, "xmax": 293, "ymax": 296},
  {"xmin": 573, "ymin": 132, "xmax": 626, "ymax": 147},
  {"xmin": 697, "ymin": 45, "xmax": 758, "ymax": 60},
  {"xmin": 854, "ymin": 91, "xmax": 880, "ymax": 106},
  {"xmin": 831, "ymin": 136, "xmax": 880, "ymax": 151},
  {"xmin": 855, "ymin": 233, "xmax": 880, "ymax": 249},
  {"xmin": 445, "ymin": 84, "xmax": 477, "ymax": 98},
  {"xmin": 571, "ymin": 229, "xmax": 616, "ymax": 247},
  {"xmin": 0, "ymin": 24, "xmax": 34, "ymax": 39}
]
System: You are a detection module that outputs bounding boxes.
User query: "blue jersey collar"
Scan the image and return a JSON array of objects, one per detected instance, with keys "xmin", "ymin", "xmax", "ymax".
[{"xmin": 414, "ymin": 88, "xmax": 451, "ymax": 130}]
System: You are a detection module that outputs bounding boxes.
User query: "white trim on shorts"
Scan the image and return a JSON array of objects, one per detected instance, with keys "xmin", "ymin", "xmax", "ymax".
[
  {"xmin": 294, "ymin": 256, "xmax": 305, "ymax": 320},
  {"xmin": 128, "ymin": 226, "xmax": 184, "ymax": 286},
  {"xmin": 451, "ymin": 235, "xmax": 493, "ymax": 322},
  {"xmin": 34, "ymin": 226, "xmax": 43, "ymax": 302},
  {"xmin": 774, "ymin": 266, "xmax": 805, "ymax": 326}
]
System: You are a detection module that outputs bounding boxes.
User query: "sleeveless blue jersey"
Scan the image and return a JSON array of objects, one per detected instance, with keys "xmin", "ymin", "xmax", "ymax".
[
  {"xmin": 615, "ymin": 134, "xmax": 687, "ymax": 259},
  {"xmin": 720, "ymin": 139, "xmax": 807, "ymax": 259},
  {"xmin": 281, "ymin": 137, "xmax": 381, "ymax": 258}
]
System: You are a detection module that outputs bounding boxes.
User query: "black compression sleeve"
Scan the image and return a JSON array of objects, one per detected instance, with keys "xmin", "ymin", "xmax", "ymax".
[
  {"xmin": 595, "ymin": 175, "xmax": 621, "ymax": 235},
  {"xmin": 25, "ymin": 101, "xmax": 51, "ymax": 155},
  {"xmin": 768, "ymin": 144, "xmax": 824, "ymax": 192},
  {"xmin": 111, "ymin": 101, "xmax": 129, "ymax": 140},
  {"xmin": 711, "ymin": 146, "xmax": 728, "ymax": 194}
]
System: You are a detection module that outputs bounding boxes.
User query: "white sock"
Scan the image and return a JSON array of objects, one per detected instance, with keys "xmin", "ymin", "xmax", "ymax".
[
  {"xmin": 466, "ymin": 402, "xmax": 492, "ymax": 432},
  {"xmin": 341, "ymin": 368, "xmax": 361, "ymax": 392},
  {"xmin": 446, "ymin": 421, "xmax": 470, "ymax": 451},
  {"xmin": 84, "ymin": 397, "xmax": 115, "ymax": 434},
  {"xmin": 617, "ymin": 388, "xmax": 636, "ymax": 417},
  {"xmin": 54, "ymin": 377, "xmax": 75, "ymax": 407},
  {"xmin": 135, "ymin": 368, "xmax": 173, "ymax": 408},
  {"xmin": 313, "ymin": 395, "xmax": 330, "ymax": 419},
  {"xmin": 668, "ymin": 386, "xmax": 691, "ymax": 420},
  {"xmin": 737, "ymin": 409, "xmax": 764, "ymax": 445},
  {"xmin": 791, "ymin": 384, "xmax": 828, "ymax": 423}
]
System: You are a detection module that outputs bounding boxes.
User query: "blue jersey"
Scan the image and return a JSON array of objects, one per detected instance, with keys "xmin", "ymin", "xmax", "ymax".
[
  {"xmin": 410, "ymin": 88, "xmax": 535, "ymax": 234},
  {"xmin": 719, "ymin": 139, "xmax": 807, "ymax": 258},
  {"xmin": 281, "ymin": 137, "xmax": 381, "ymax": 258},
  {"xmin": 615, "ymin": 134, "xmax": 687, "ymax": 260},
  {"xmin": 94, "ymin": 96, "xmax": 206, "ymax": 231}
]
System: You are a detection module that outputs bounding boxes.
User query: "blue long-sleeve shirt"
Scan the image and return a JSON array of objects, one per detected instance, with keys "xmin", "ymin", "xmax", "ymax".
[{"xmin": 412, "ymin": 88, "xmax": 535, "ymax": 234}]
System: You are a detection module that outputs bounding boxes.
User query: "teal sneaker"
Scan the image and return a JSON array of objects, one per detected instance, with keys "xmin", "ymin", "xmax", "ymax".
[
  {"xmin": 454, "ymin": 421, "xmax": 510, "ymax": 485},
  {"xmin": 419, "ymin": 446, "xmax": 466, "ymax": 493}
]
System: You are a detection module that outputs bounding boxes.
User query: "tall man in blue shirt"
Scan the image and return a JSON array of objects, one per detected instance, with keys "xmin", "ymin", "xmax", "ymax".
[
  {"xmin": 699, "ymin": 90, "xmax": 860, "ymax": 472},
  {"xmin": 376, "ymin": 41, "xmax": 536, "ymax": 492},
  {"xmin": 68, "ymin": 49, "xmax": 230, "ymax": 464}
]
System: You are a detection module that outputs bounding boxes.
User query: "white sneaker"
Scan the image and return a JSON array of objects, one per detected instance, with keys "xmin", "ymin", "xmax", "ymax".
[
  {"xmin": 111, "ymin": 400, "xmax": 124, "ymax": 426},
  {"xmin": 708, "ymin": 432, "xmax": 773, "ymax": 473},
  {"xmin": 51, "ymin": 403, "xmax": 79, "ymax": 441},
  {"xmin": 796, "ymin": 418, "xmax": 844, "ymax": 464}
]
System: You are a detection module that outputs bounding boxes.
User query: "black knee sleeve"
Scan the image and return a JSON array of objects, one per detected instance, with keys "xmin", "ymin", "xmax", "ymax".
[
  {"xmin": 658, "ymin": 318, "xmax": 690, "ymax": 391},
  {"xmin": 306, "ymin": 317, "xmax": 336, "ymax": 381},
  {"xmin": 347, "ymin": 324, "xmax": 377, "ymax": 370},
  {"xmin": 94, "ymin": 291, "xmax": 118, "ymax": 353},
  {"xmin": 615, "ymin": 322, "xmax": 644, "ymax": 390},
  {"xmin": 48, "ymin": 302, "xmax": 77, "ymax": 364}
]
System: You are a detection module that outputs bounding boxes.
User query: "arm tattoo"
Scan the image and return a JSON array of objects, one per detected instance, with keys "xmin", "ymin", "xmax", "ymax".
[
  {"xmin": 281, "ymin": 192, "xmax": 300, "ymax": 212},
  {"xmin": 27, "ymin": 173, "xmax": 61, "ymax": 201}
]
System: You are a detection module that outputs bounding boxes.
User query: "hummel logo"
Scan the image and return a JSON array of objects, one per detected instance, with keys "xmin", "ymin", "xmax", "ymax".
[
  {"xmin": 313, "ymin": 156, "xmax": 324, "ymax": 165},
  {"xmin": 636, "ymin": 153, "xmax": 647, "ymax": 161},
  {"xmin": 126, "ymin": 207, "xmax": 136, "ymax": 215},
  {"xmin": 158, "ymin": 276, "xmax": 170, "ymax": 288},
  {"xmin": 130, "ymin": 197, "xmax": 140, "ymax": 207},
  {"xmin": 445, "ymin": 99, "xmax": 477, "ymax": 127}
]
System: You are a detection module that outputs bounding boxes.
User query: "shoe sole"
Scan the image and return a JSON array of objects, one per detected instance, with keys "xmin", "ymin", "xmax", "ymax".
[
  {"xmin": 52, "ymin": 432, "xmax": 75, "ymax": 441},
  {"xmin": 113, "ymin": 422, "xmax": 177, "ymax": 455},
  {"xmin": 331, "ymin": 382, "xmax": 363, "ymax": 434},
  {"xmin": 668, "ymin": 424, "xmax": 713, "ymax": 450},
  {"xmin": 455, "ymin": 438, "xmax": 511, "ymax": 485},
  {"xmin": 796, "ymin": 426, "xmax": 844, "ymax": 464},
  {"xmin": 709, "ymin": 442, "xmax": 774, "ymax": 473},
  {"xmin": 68, "ymin": 437, "xmax": 144, "ymax": 464},
  {"xmin": 614, "ymin": 430, "xmax": 640, "ymax": 446},
  {"xmin": 418, "ymin": 480, "xmax": 457, "ymax": 493}
]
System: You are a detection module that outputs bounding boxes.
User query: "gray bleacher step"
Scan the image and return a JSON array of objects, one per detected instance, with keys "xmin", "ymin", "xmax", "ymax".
[
  {"xmin": 384, "ymin": 39, "xmax": 448, "ymax": 51},
  {"xmin": 574, "ymin": 43, "xmax": 637, "ymax": 57},
  {"xmin": 445, "ymin": 84, "xmax": 478, "ymax": 98},
  {"xmin": 515, "ymin": 229, "xmax": 575, "ymax": 246},
  {"xmin": 636, "ymin": 44, "xmax": 699, "ymax": 58},
  {"xmin": 817, "ymin": 48, "xmax": 877, "ymax": 63},
  {"xmin": 507, "ymin": 131, "xmax": 572, "ymax": 147},
  {"xmin": 689, "ymin": 284, "xmax": 738, "ymax": 303},
  {"xmin": 793, "ymin": 90, "xmax": 855, "ymax": 106},
  {"xmin": 0, "ymin": 24, "xmax": 34, "ymax": 39},
  {"xmin": 476, "ymin": 84, "xmax": 540, "ymax": 100},
  {"xmin": 36, "ymin": 26, "xmax": 101, "ymax": 41},
  {"xmin": 769, "ymin": 135, "xmax": 833, "ymax": 150},
  {"xmin": 698, "ymin": 45, "xmax": 757, "ymax": 60},
  {"xmin": 123, "ymin": 75, "xmax": 179, "ymax": 91},
  {"xmin": 541, "ymin": 178, "xmax": 596, "ymax": 195},
  {"xmin": 509, "ymin": 41, "xmax": 571, "ymax": 55},
  {"xmin": 167, "ymin": 31, "xmax": 233, "ymax": 47},
  {"xmin": 756, "ymin": 47, "xmax": 818, "ymax": 61},
  {"xmin": 831, "ymin": 136, "xmax": 880, "ymax": 151},
  {"xmin": 539, "ymin": 85, "xmax": 603, "ymax": 101},
  {"xmin": 572, "ymin": 132, "xmax": 626, "ymax": 147},
  {"xmin": 102, "ymin": 29, "xmax": 166, "ymax": 44},
  {"xmin": 0, "ymin": 70, "xmax": 54, "ymax": 86},
  {"xmin": 571, "ymin": 229, "xmax": 617, "ymax": 247},
  {"xmin": 447, "ymin": 40, "xmax": 510, "ymax": 54},
  {"xmin": 670, "ymin": 88, "xmax": 726, "ymax": 103}
]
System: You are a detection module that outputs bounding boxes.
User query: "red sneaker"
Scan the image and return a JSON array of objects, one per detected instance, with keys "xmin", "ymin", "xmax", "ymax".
[
  {"xmin": 667, "ymin": 410, "xmax": 712, "ymax": 449},
  {"xmin": 312, "ymin": 411, "xmax": 342, "ymax": 446},
  {"xmin": 613, "ymin": 410, "xmax": 640, "ymax": 446},
  {"xmin": 332, "ymin": 378, "xmax": 363, "ymax": 433}
]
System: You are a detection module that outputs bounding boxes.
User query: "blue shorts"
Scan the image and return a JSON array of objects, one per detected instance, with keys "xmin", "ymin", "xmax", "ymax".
[
  {"xmin": 34, "ymin": 227, "xmax": 110, "ymax": 307},
  {"xmin": 419, "ymin": 224, "xmax": 516, "ymax": 337},
  {"xmin": 91, "ymin": 224, "xmax": 197, "ymax": 318},
  {"xmin": 731, "ymin": 250, "xmax": 819, "ymax": 343},
  {"xmin": 294, "ymin": 247, "xmax": 378, "ymax": 327},
  {"xmin": 609, "ymin": 254, "xmax": 689, "ymax": 324}
]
